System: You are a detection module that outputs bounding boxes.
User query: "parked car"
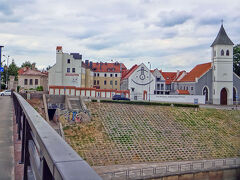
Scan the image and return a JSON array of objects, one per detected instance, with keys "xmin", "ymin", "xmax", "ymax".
[
  {"xmin": 112, "ymin": 94, "xmax": 130, "ymax": 101},
  {"xmin": 0, "ymin": 90, "xmax": 11, "ymax": 96}
]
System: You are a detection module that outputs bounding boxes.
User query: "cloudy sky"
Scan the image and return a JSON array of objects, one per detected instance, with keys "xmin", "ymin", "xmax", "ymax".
[{"xmin": 0, "ymin": 0, "xmax": 240, "ymax": 71}]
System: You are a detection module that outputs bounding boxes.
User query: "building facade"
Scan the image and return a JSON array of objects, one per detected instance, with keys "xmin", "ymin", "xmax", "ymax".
[
  {"xmin": 18, "ymin": 66, "xmax": 48, "ymax": 91},
  {"xmin": 48, "ymin": 46, "xmax": 82, "ymax": 88},
  {"xmin": 172, "ymin": 25, "xmax": 240, "ymax": 105}
]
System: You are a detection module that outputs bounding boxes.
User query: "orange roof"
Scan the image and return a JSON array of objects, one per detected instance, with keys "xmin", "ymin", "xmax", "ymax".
[
  {"xmin": 178, "ymin": 62, "xmax": 212, "ymax": 82},
  {"xmin": 177, "ymin": 90, "xmax": 190, "ymax": 95},
  {"xmin": 162, "ymin": 72, "xmax": 177, "ymax": 85},
  {"xmin": 122, "ymin": 64, "xmax": 139, "ymax": 79},
  {"xmin": 18, "ymin": 67, "xmax": 47, "ymax": 76},
  {"xmin": 92, "ymin": 62, "xmax": 126, "ymax": 73}
]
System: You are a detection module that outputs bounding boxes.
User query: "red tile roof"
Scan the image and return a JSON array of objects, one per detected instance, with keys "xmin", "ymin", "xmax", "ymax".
[
  {"xmin": 122, "ymin": 64, "xmax": 139, "ymax": 79},
  {"xmin": 162, "ymin": 72, "xmax": 177, "ymax": 85},
  {"xmin": 92, "ymin": 62, "xmax": 126, "ymax": 73},
  {"xmin": 18, "ymin": 67, "xmax": 47, "ymax": 76},
  {"xmin": 177, "ymin": 90, "xmax": 190, "ymax": 95},
  {"xmin": 178, "ymin": 62, "xmax": 212, "ymax": 82}
]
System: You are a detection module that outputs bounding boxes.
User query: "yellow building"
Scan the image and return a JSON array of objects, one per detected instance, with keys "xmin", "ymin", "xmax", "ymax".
[{"xmin": 81, "ymin": 60, "xmax": 127, "ymax": 90}]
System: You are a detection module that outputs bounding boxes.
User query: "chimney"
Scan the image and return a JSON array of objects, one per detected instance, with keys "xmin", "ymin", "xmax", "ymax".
[
  {"xmin": 90, "ymin": 61, "xmax": 93, "ymax": 69},
  {"xmin": 176, "ymin": 70, "xmax": 180, "ymax": 77},
  {"xmin": 56, "ymin": 46, "xmax": 62, "ymax": 53},
  {"xmin": 85, "ymin": 60, "xmax": 89, "ymax": 66},
  {"xmin": 32, "ymin": 63, "xmax": 36, "ymax": 70}
]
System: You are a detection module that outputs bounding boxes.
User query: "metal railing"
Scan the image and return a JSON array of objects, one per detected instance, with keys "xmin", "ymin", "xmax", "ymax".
[
  {"xmin": 101, "ymin": 158, "xmax": 240, "ymax": 180},
  {"xmin": 12, "ymin": 92, "xmax": 102, "ymax": 180}
]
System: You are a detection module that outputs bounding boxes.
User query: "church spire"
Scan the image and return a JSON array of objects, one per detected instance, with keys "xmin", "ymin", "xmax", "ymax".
[{"xmin": 210, "ymin": 24, "xmax": 234, "ymax": 47}]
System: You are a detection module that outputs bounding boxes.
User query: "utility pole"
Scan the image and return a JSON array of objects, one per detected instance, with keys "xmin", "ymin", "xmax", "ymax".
[
  {"xmin": 0, "ymin": 46, "xmax": 4, "ymax": 91},
  {"xmin": 148, "ymin": 62, "xmax": 151, "ymax": 102},
  {"xmin": 3, "ymin": 55, "xmax": 9, "ymax": 89}
]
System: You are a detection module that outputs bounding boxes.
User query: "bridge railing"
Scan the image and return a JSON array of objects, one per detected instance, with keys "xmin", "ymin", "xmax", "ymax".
[{"xmin": 12, "ymin": 92, "xmax": 102, "ymax": 180}]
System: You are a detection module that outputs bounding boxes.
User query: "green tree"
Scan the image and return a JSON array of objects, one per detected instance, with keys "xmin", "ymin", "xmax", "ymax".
[
  {"xmin": 21, "ymin": 61, "xmax": 32, "ymax": 68},
  {"xmin": 233, "ymin": 44, "xmax": 240, "ymax": 76},
  {"xmin": 8, "ymin": 62, "xmax": 19, "ymax": 80}
]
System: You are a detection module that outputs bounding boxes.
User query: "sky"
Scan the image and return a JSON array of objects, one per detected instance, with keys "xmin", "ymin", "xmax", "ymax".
[{"xmin": 0, "ymin": 0, "xmax": 240, "ymax": 72}]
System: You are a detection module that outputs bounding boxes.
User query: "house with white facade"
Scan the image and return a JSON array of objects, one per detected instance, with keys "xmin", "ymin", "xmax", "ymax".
[
  {"xmin": 48, "ymin": 46, "xmax": 82, "ymax": 88},
  {"xmin": 121, "ymin": 63, "xmax": 155, "ymax": 100}
]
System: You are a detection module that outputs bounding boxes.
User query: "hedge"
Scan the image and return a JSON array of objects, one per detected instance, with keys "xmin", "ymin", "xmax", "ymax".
[{"xmin": 99, "ymin": 99, "xmax": 199, "ymax": 108}]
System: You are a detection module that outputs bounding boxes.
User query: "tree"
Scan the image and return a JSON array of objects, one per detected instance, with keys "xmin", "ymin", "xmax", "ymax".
[
  {"xmin": 21, "ymin": 61, "xmax": 37, "ymax": 69},
  {"xmin": 8, "ymin": 62, "xmax": 19, "ymax": 81},
  {"xmin": 233, "ymin": 44, "xmax": 240, "ymax": 76}
]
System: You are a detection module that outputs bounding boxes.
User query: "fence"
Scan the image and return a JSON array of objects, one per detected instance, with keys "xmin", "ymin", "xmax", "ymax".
[
  {"xmin": 101, "ymin": 158, "xmax": 240, "ymax": 180},
  {"xmin": 12, "ymin": 92, "xmax": 102, "ymax": 180}
]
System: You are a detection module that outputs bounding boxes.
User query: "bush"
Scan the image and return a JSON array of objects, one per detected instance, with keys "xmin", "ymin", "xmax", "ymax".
[
  {"xmin": 36, "ymin": 86, "xmax": 43, "ymax": 91},
  {"xmin": 17, "ymin": 86, "xmax": 21, "ymax": 92},
  {"xmin": 91, "ymin": 99, "xmax": 97, "ymax": 102},
  {"xmin": 1, "ymin": 83, "xmax": 6, "ymax": 90},
  {"xmin": 100, "ymin": 99, "xmax": 199, "ymax": 108}
]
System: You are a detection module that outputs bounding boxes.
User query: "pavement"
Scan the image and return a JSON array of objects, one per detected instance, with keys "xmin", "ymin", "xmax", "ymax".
[{"xmin": 0, "ymin": 96, "xmax": 14, "ymax": 180}]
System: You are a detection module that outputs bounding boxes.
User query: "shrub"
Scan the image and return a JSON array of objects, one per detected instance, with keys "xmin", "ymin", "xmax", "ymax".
[
  {"xmin": 17, "ymin": 86, "xmax": 21, "ymax": 92},
  {"xmin": 91, "ymin": 99, "xmax": 97, "ymax": 102},
  {"xmin": 100, "ymin": 99, "xmax": 199, "ymax": 108},
  {"xmin": 36, "ymin": 86, "xmax": 43, "ymax": 91}
]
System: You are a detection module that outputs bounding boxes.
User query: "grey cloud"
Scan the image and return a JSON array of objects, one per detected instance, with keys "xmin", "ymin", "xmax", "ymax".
[{"xmin": 155, "ymin": 11, "xmax": 192, "ymax": 27}]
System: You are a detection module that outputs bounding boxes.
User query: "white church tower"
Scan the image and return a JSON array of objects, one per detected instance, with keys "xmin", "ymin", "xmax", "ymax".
[{"xmin": 211, "ymin": 24, "xmax": 234, "ymax": 105}]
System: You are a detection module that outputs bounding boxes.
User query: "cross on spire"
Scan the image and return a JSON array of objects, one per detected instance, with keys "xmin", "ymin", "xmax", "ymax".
[{"xmin": 221, "ymin": 19, "xmax": 223, "ymax": 25}]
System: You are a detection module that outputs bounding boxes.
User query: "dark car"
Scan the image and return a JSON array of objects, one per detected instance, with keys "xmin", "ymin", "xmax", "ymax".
[{"xmin": 112, "ymin": 94, "xmax": 130, "ymax": 101}]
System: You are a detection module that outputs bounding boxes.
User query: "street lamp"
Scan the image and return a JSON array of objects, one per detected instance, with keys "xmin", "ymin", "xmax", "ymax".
[
  {"xmin": 3, "ymin": 55, "xmax": 9, "ymax": 89},
  {"xmin": 0, "ymin": 46, "xmax": 4, "ymax": 91},
  {"xmin": 148, "ymin": 62, "xmax": 151, "ymax": 102}
]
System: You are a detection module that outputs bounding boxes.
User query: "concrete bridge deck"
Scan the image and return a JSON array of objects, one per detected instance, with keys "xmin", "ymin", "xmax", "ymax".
[{"xmin": 0, "ymin": 96, "xmax": 14, "ymax": 180}]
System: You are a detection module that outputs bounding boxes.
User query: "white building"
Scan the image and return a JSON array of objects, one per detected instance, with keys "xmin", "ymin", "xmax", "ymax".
[
  {"xmin": 48, "ymin": 46, "xmax": 82, "ymax": 88},
  {"xmin": 121, "ymin": 63, "xmax": 155, "ymax": 100}
]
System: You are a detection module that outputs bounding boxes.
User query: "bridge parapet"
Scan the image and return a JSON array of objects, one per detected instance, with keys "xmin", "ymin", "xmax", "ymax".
[{"xmin": 12, "ymin": 92, "xmax": 102, "ymax": 180}]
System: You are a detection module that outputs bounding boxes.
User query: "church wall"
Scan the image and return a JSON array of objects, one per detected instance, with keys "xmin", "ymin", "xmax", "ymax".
[
  {"xmin": 195, "ymin": 69, "xmax": 213, "ymax": 103},
  {"xmin": 233, "ymin": 73, "xmax": 240, "ymax": 102}
]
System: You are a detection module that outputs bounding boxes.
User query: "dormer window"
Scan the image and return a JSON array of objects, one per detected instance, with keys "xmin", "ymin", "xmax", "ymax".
[
  {"xmin": 226, "ymin": 50, "xmax": 229, "ymax": 56},
  {"xmin": 221, "ymin": 49, "xmax": 224, "ymax": 56},
  {"xmin": 67, "ymin": 59, "xmax": 70, "ymax": 63}
]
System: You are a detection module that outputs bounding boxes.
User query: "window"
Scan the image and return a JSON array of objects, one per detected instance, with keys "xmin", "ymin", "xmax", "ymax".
[
  {"xmin": 35, "ymin": 79, "xmax": 38, "ymax": 85},
  {"xmin": 131, "ymin": 88, "xmax": 135, "ymax": 92},
  {"xmin": 203, "ymin": 87, "xmax": 209, "ymax": 101},
  {"xmin": 67, "ymin": 68, "xmax": 70, "ymax": 73},
  {"xmin": 97, "ymin": 73, "xmax": 99, "ymax": 77},
  {"xmin": 110, "ymin": 74, "xmax": 113, "ymax": 77},
  {"xmin": 94, "ymin": 80, "xmax": 96, "ymax": 85},
  {"xmin": 110, "ymin": 80, "xmax": 113, "ymax": 85},
  {"xmin": 115, "ymin": 74, "xmax": 117, "ymax": 77},
  {"xmin": 97, "ymin": 80, "xmax": 99, "ymax": 85},
  {"xmin": 156, "ymin": 78, "xmax": 160, "ymax": 82},
  {"xmin": 115, "ymin": 80, "xmax": 117, "ymax": 85},
  {"xmin": 186, "ymin": 87, "xmax": 188, "ymax": 90},
  {"xmin": 161, "ymin": 84, "xmax": 164, "ymax": 90},
  {"xmin": 94, "ymin": 73, "xmax": 96, "ymax": 77},
  {"xmin": 104, "ymin": 73, "xmax": 107, "ymax": 77},
  {"xmin": 191, "ymin": 87, "xmax": 193, "ymax": 90},
  {"xmin": 72, "ymin": 68, "xmax": 75, "ymax": 73},
  {"xmin": 157, "ymin": 84, "xmax": 160, "ymax": 90},
  {"xmin": 24, "ymin": 79, "xmax": 28, "ymax": 85},
  {"xmin": 226, "ymin": 50, "xmax": 229, "ymax": 56},
  {"xmin": 67, "ymin": 59, "xmax": 70, "ymax": 64},
  {"xmin": 30, "ymin": 79, "xmax": 33, "ymax": 85},
  {"xmin": 104, "ymin": 80, "xmax": 107, "ymax": 85},
  {"xmin": 221, "ymin": 49, "xmax": 224, "ymax": 56}
]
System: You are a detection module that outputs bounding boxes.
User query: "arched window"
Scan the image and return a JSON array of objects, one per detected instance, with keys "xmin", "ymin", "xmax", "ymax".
[
  {"xmin": 203, "ymin": 86, "xmax": 209, "ymax": 101},
  {"xmin": 221, "ymin": 49, "xmax": 224, "ymax": 56},
  {"xmin": 226, "ymin": 50, "xmax": 229, "ymax": 56}
]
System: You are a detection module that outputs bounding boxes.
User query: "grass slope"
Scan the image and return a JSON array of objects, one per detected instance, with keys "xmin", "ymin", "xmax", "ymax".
[{"xmin": 60, "ymin": 102, "xmax": 240, "ymax": 166}]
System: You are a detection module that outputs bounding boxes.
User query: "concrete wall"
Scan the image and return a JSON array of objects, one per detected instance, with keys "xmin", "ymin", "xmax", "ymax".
[{"xmin": 150, "ymin": 94, "xmax": 205, "ymax": 104}]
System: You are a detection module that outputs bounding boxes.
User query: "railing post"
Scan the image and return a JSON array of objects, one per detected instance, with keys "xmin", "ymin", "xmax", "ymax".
[
  {"xmin": 20, "ymin": 114, "xmax": 26, "ymax": 164},
  {"xmin": 23, "ymin": 121, "xmax": 31, "ymax": 180},
  {"xmin": 42, "ymin": 158, "xmax": 53, "ymax": 180}
]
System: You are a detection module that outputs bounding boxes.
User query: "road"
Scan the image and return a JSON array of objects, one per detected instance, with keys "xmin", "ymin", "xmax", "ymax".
[{"xmin": 0, "ymin": 96, "xmax": 14, "ymax": 180}]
